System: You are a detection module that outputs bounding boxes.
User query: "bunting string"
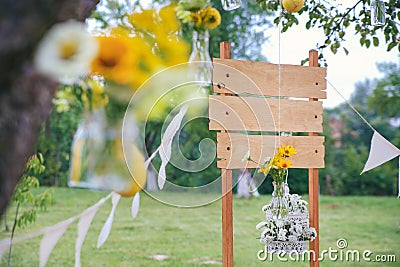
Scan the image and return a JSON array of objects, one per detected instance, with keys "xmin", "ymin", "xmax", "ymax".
[{"xmin": 326, "ymin": 79, "xmax": 376, "ymax": 132}]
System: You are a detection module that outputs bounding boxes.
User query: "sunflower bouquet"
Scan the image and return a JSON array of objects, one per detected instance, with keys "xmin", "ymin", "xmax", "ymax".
[
  {"xmin": 34, "ymin": 4, "xmax": 194, "ymax": 195},
  {"xmin": 176, "ymin": 0, "xmax": 222, "ymax": 33},
  {"xmin": 38, "ymin": 4, "xmax": 190, "ymax": 121},
  {"xmin": 247, "ymin": 144, "xmax": 297, "ymax": 185},
  {"xmin": 246, "ymin": 144, "xmax": 297, "ymax": 219}
]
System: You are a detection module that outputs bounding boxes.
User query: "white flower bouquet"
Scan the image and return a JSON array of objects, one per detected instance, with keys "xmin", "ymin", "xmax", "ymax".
[{"xmin": 256, "ymin": 192, "xmax": 317, "ymax": 254}]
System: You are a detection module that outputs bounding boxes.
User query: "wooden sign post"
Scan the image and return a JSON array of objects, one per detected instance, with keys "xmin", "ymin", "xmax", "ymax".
[{"xmin": 209, "ymin": 42, "xmax": 326, "ymax": 267}]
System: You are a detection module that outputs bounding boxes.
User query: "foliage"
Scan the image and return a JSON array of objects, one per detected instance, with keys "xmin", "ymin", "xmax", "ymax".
[
  {"xmin": 34, "ymin": 0, "xmax": 399, "ymax": 196},
  {"xmin": 36, "ymin": 86, "xmax": 84, "ymax": 186},
  {"xmin": 5, "ymin": 153, "xmax": 53, "ymax": 266},
  {"xmin": 11, "ymin": 153, "xmax": 53, "ymax": 227},
  {"xmin": 368, "ymin": 61, "xmax": 400, "ymax": 119},
  {"xmin": 257, "ymin": 0, "xmax": 400, "ymax": 65},
  {"xmin": 322, "ymin": 77, "xmax": 398, "ymax": 196}
]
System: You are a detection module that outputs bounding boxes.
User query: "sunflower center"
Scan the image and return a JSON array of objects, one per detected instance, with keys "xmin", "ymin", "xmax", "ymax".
[
  {"xmin": 59, "ymin": 41, "xmax": 78, "ymax": 60},
  {"xmin": 99, "ymin": 57, "xmax": 117, "ymax": 68}
]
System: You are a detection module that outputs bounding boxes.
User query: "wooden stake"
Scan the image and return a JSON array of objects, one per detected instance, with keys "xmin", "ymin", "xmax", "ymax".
[
  {"xmin": 308, "ymin": 49, "xmax": 320, "ymax": 267},
  {"xmin": 220, "ymin": 42, "xmax": 234, "ymax": 267}
]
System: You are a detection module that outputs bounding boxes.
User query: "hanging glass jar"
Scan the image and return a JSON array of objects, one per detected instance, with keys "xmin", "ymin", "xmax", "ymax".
[
  {"xmin": 221, "ymin": 0, "xmax": 242, "ymax": 11},
  {"xmin": 269, "ymin": 181, "xmax": 289, "ymax": 220},
  {"xmin": 371, "ymin": 0, "xmax": 386, "ymax": 26},
  {"xmin": 68, "ymin": 109, "xmax": 147, "ymax": 197},
  {"xmin": 189, "ymin": 30, "xmax": 213, "ymax": 87}
]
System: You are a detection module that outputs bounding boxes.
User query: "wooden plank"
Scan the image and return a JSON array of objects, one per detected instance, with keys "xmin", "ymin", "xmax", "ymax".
[
  {"xmin": 308, "ymin": 49, "xmax": 320, "ymax": 267},
  {"xmin": 212, "ymin": 58, "xmax": 327, "ymax": 99},
  {"xmin": 219, "ymin": 41, "xmax": 234, "ymax": 267},
  {"xmin": 216, "ymin": 133, "xmax": 325, "ymax": 169},
  {"xmin": 209, "ymin": 95, "xmax": 323, "ymax": 133}
]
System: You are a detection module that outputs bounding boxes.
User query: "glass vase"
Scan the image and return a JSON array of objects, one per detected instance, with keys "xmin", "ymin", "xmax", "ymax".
[
  {"xmin": 269, "ymin": 182, "xmax": 289, "ymax": 220},
  {"xmin": 371, "ymin": 0, "xmax": 386, "ymax": 26},
  {"xmin": 189, "ymin": 30, "xmax": 213, "ymax": 87},
  {"xmin": 68, "ymin": 109, "xmax": 146, "ymax": 197},
  {"xmin": 221, "ymin": 0, "xmax": 242, "ymax": 11}
]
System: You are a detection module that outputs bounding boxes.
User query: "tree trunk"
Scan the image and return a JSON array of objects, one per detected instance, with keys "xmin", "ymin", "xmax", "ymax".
[{"xmin": 0, "ymin": 0, "xmax": 100, "ymax": 216}]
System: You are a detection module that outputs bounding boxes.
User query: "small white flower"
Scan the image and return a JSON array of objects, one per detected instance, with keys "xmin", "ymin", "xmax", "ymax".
[
  {"xmin": 277, "ymin": 229, "xmax": 287, "ymax": 241},
  {"xmin": 288, "ymin": 235, "xmax": 297, "ymax": 242},
  {"xmin": 261, "ymin": 228, "xmax": 269, "ymax": 237},
  {"xmin": 276, "ymin": 220, "xmax": 284, "ymax": 228},
  {"xmin": 34, "ymin": 20, "xmax": 98, "ymax": 82},
  {"xmin": 256, "ymin": 221, "xmax": 267, "ymax": 230}
]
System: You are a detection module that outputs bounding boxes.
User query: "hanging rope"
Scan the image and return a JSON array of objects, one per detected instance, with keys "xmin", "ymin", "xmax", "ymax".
[
  {"xmin": 326, "ymin": 79, "xmax": 377, "ymax": 132},
  {"xmin": 277, "ymin": 2, "xmax": 284, "ymax": 147}
]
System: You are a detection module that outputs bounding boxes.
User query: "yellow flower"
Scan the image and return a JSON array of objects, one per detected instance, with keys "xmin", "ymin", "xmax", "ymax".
[
  {"xmin": 257, "ymin": 164, "xmax": 270, "ymax": 176},
  {"xmin": 201, "ymin": 6, "xmax": 221, "ymax": 29},
  {"xmin": 279, "ymin": 145, "xmax": 297, "ymax": 158},
  {"xmin": 276, "ymin": 158, "xmax": 292, "ymax": 169},
  {"xmin": 190, "ymin": 13, "xmax": 203, "ymax": 29},
  {"xmin": 81, "ymin": 79, "xmax": 109, "ymax": 110},
  {"xmin": 91, "ymin": 36, "xmax": 138, "ymax": 85},
  {"xmin": 159, "ymin": 4, "xmax": 180, "ymax": 34},
  {"xmin": 157, "ymin": 36, "xmax": 190, "ymax": 66},
  {"xmin": 128, "ymin": 9, "xmax": 156, "ymax": 33}
]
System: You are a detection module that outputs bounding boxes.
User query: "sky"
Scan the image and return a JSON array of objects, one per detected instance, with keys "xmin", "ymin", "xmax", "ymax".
[{"xmin": 262, "ymin": 8, "xmax": 399, "ymax": 108}]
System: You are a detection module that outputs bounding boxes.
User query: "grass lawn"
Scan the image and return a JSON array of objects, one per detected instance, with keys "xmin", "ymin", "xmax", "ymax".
[{"xmin": 1, "ymin": 187, "xmax": 399, "ymax": 266}]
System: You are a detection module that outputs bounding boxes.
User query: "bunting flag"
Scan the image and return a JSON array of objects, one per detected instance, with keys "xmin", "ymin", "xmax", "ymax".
[
  {"xmin": 75, "ymin": 204, "xmax": 101, "ymax": 267},
  {"xmin": 361, "ymin": 131, "xmax": 400, "ymax": 197},
  {"xmin": 144, "ymin": 105, "xmax": 188, "ymax": 189},
  {"xmin": 97, "ymin": 193, "xmax": 121, "ymax": 248},
  {"xmin": 131, "ymin": 193, "xmax": 140, "ymax": 218},
  {"xmin": 40, "ymin": 218, "xmax": 74, "ymax": 267}
]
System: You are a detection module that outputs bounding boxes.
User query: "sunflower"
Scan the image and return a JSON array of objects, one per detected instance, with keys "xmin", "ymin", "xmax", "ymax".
[
  {"xmin": 91, "ymin": 36, "xmax": 138, "ymax": 85},
  {"xmin": 201, "ymin": 6, "xmax": 221, "ymax": 30},
  {"xmin": 276, "ymin": 157, "xmax": 293, "ymax": 169},
  {"xmin": 190, "ymin": 13, "xmax": 203, "ymax": 29},
  {"xmin": 279, "ymin": 145, "xmax": 297, "ymax": 158}
]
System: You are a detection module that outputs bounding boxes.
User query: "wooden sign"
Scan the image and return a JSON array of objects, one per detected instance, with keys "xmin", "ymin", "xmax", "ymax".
[{"xmin": 209, "ymin": 43, "xmax": 325, "ymax": 267}]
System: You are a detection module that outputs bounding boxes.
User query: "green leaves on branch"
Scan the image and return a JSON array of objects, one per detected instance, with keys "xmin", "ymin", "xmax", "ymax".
[
  {"xmin": 259, "ymin": 0, "xmax": 400, "ymax": 64},
  {"xmin": 12, "ymin": 153, "xmax": 53, "ymax": 228}
]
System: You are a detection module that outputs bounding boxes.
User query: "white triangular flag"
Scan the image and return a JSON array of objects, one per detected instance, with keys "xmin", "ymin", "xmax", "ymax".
[
  {"xmin": 361, "ymin": 131, "xmax": 400, "ymax": 197},
  {"xmin": 40, "ymin": 218, "xmax": 74, "ymax": 267},
  {"xmin": 75, "ymin": 204, "xmax": 101, "ymax": 267},
  {"xmin": 131, "ymin": 193, "xmax": 140, "ymax": 218},
  {"xmin": 96, "ymin": 193, "xmax": 121, "ymax": 248},
  {"xmin": 361, "ymin": 131, "xmax": 400, "ymax": 173},
  {"xmin": 157, "ymin": 105, "xmax": 188, "ymax": 189}
]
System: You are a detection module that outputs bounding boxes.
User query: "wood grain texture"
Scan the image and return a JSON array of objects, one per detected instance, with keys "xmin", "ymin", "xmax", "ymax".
[
  {"xmin": 216, "ymin": 133, "xmax": 325, "ymax": 169},
  {"xmin": 219, "ymin": 42, "xmax": 234, "ymax": 267},
  {"xmin": 212, "ymin": 58, "xmax": 327, "ymax": 99},
  {"xmin": 209, "ymin": 95, "xmax": 323, "ymax": 132},
  {"xmin": 222, "ymin": 168, "xmax": 233, "ymax": 267},
  {"xmin": 308, "ymin": 49, "xmax": 320, "ymax": 267}
]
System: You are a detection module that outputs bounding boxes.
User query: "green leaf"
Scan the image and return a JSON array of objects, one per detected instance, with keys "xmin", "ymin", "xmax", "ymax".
[
  {"xmin": 365, "ymin": 39, "xmax": 371, "ymax": 48},
  {"xmin": 388, "ymin": 42, "xmax": 397, "ymax": 51},
  {"xmin": 373, "ymin": 37, "xmax": 379, "ymax": 47}
]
